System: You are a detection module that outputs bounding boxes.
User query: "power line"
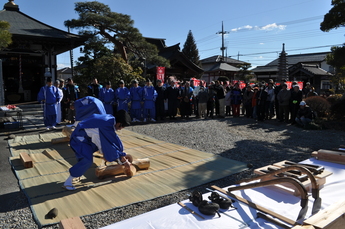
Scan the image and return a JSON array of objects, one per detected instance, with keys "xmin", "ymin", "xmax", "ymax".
[{"xmin": 230, "ymin": 44, "xmax": 343, "ymax": 57}]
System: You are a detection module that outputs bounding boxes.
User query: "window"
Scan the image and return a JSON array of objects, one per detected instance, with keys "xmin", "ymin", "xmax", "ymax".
[{"xmin": 321, "ymin": 80, "xmax": 331, "ymax": 89}]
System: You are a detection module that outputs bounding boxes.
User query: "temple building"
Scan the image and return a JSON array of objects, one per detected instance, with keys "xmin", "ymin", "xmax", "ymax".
[
  {"xmin": 0, "ymin": 0, "xmax": 86, "ymax": 103},
  {"xmin": 200, "ymin": 56, "xmax": 249, "ymax": 83},
  {"xmin": 252, "ymin": 44, "xmax": 334, "ymax": 92},
  {"xmin": 145, "ymin": 37, "xmax": 204, "ymax": 81}
]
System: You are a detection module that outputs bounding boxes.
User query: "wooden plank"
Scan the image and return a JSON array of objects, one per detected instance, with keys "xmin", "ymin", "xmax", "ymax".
[
  {"xmin": 210, "ymin": 185, "xmax": 300, "ymax": 226},
  {"xmin": 58, "ymin": 216, "xmax": 86, "ymax": 229},
  {"xmin": 311, "ymin": 150, "xmax": 345, "ymax": 165},
  {"xmin": 51, "ymin": 137, "xmax": 70, "ymax": 144},
  {"xmin": 19, "ymin": 152, "xmax": 33, "ymax": 168},
  {"xmin": 291, "ymin": 225, "xmax": 315, "ymax": 229},
  {"xmin": 303, "ymin": 199, "xmax": 345, "ymax": 229}
]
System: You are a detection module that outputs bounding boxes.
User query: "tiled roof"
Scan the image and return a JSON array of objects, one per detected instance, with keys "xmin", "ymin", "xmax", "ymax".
[
  {"xmin": 201, "ymin": 55, "xmax": 248, "ymax": 65},
  {"xmin": 265, "ymin": 52, "xmax": 330, "ymax": 66},
  {"xmin": 251, "ymin": 65, "xmax": 278, "ymax": 73},
  {"xmin": 0, "ymin": 10, "xmax": 81, "ymax": 40},
  {"xmin": 204, "ymin": 62, "xmax": 240, "ymax": 72},
  {"xmin": 298, "ymin": 64, "xmax": 332, "ymax": 76}
]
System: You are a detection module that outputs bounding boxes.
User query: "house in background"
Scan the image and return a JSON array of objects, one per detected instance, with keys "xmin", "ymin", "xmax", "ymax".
[
  {"xmin": 252, "ymin": 50, "xmax": 334, "ymax": 93},
  {"xmin": 0, "ymin": 0, "xmax": 86, "ymax": 103},
  {"xmin": 200, "ymin": 55, "xmax": 249, "ymax": 83},
  {"xmin": 57, "ymin": 67, "xmax": 73, "ymax": 81},
  {"xmin": 145, "ymin": 38, "xmax": 204, "ymax": 81}
]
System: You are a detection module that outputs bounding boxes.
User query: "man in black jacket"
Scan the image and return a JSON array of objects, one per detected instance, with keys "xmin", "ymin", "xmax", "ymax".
[{"xmin": 295, "ymin": 101, "xmax": 313, "ymax": 127}]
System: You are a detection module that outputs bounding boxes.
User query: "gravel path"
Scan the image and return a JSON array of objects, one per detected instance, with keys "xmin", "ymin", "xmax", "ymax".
[{"xmin": 1, "ymin": 117, "xmax": 344, "ymax": 229}]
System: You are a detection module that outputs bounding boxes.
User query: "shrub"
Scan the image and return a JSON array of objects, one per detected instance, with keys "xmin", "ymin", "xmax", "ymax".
[
  {"xmin": 304, "ymin": 96, "xmax": 331, "ymax": 118},
  {"xmin": 326, "ymin": 94, "xmax": 343, "ymax": 106},
  {"xmin": 329, "ymin": 98, "xmax": 345, "ymax": 120}
]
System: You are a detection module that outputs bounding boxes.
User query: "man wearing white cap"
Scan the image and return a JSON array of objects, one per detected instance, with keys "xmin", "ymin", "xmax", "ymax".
[{"xmin": 295, "ymin": 101, "xmax": 313, "ymax": 127}]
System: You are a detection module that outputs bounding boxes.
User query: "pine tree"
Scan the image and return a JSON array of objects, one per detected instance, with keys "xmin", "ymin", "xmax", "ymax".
[
  {"xmin": 65, "ymin": 1, "xmax": 169, "ymax": 67},
  {"xmin": 182, "ymin": 30, "xmax": 202, "ymax": 70}
]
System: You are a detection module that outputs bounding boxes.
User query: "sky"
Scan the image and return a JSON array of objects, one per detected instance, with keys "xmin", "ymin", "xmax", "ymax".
[{"xmin": 11, "ymin": 0, "xmax": 345, "ymax": 70}]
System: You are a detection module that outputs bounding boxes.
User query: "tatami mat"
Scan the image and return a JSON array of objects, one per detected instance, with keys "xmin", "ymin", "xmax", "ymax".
[{"xmin": 8, "ymin": 129, "xmax": 247, "ymax": 227}]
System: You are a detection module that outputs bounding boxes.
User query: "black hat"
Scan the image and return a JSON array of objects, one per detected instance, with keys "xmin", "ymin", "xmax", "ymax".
[
  {"xmin": 47, "ymin": 77, "xmax": 52, "ymax": 82},
  {"xmin": 146, "ymin": 78, "xmax": 151, "ymax": 83},
  {"xmin": 115, "ymin": 110, "xmax": 131, "ymax": 127},
  {"xmin": 106, "ymin": 81, "xmax": 111, "ymax": 85}
]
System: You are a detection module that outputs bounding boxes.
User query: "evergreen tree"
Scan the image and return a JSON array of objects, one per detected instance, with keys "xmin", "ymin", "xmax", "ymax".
[
  {"xmin": 237, "ymin": 63, "xmax": 252, "ymax": 82},
  {"xmin": 326, "ymin": 45, "xmax": 345, "ymax": 93},
  {"xmin": 0, "ymin": 20, "xmax": 12, "ymax": 50},
  {"xmin": 320, "ymin": 0, "xmax": 345, "ymax": 32},
  {"xmin": 182, "ymin": 30, "xmax": 202, "ymax": 77},
  {"xmin": 74, "ymin": 35, "xmax": 143, "ymax": 95},
  {"xmin": 65, "ymin": 1, "xmax": 169, "ymax": 68}
]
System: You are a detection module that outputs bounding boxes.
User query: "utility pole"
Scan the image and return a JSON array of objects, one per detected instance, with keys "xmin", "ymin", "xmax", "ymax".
[
  {"xmin": 68, "ymin": 26, "xmax": 74, "ymax": 78},
  {"xmin": 216, "ymin": 21, "xmax": 229, "ymax": 62}
]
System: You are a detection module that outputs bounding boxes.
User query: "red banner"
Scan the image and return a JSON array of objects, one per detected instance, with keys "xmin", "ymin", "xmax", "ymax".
[{"xmin": 156, "ymin": 67, "xmax": 165, "ymax": 83}]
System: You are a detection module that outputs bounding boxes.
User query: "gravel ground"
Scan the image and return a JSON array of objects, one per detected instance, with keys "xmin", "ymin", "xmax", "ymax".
[{"xmin": 1, "ymin": 117, "xmax": 345, "ymax": 229}]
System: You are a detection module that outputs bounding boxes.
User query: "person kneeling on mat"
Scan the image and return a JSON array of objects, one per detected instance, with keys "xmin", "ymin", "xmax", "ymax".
[{"xmin": 63, "ymin": 110, "xmax": 133, "ymax": 190}]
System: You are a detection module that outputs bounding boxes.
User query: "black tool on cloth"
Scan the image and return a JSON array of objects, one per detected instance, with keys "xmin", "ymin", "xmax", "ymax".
[
  {"xmin": 208, "ymin": 191, "xmax": 235, "ymax": 209},
  {"xmin": 189, "ymin": 190, "xmax": 221, "ymax": 217},
  {"xmin": 257, "ymin": 212, "xmax": 291, "ymax": 229}
]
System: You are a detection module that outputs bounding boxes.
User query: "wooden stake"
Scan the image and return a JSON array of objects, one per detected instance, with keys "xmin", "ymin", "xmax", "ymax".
[{"xmin": 178, "ymin": 202, "xmax": 205, "ymax": 220}]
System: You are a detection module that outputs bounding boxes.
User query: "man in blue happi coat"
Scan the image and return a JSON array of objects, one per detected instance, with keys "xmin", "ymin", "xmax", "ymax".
[
  {"xmin": 115, "ymin": 80, "xmax": 130, "ymax": 112},
  {"xmin": 63, "ymin": 110, "xmax": 134, "ymax": 190},
  {"xmin": 37, "ymin": 77, "xmax": 61, "ymax": 130},
  {"xmin": 73, "ymin": 96, "xmax": 106, "ymax": 126},
  {"xmin": 129, "ymin": 79, "xmax": 143, "ymax": 122},
  {"xmin": 142, "ymin": 79, "xmax": 157, "ymax": 122},
  {"xmin": 99, "ymin": 81, "xmax": 115, "ymax": 115}
]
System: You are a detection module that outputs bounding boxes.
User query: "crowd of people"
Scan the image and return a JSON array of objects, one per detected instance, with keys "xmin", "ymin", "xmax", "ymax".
[{"xmin": 37, "ymin": 76, "xmax": 317, "ymax": 130}]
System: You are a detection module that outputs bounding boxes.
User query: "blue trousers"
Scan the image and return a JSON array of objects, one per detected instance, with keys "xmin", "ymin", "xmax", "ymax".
[
  {"xmin": 144, "ymin": 108, "xmax": 155, "ymax": 119},
  {"xmin": 131, "ymin": 108, "xmax": 142, "ymax": 120},
  {"xmin": 69, "ymin": 142, "xmax": 94, "ymax": 177}
]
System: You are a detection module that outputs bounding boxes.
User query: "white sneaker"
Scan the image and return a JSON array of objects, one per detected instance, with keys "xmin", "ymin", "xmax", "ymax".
[
  {"xmin": 143, "ymin": 118, "xmax": 147, "ymax": 122},
  {"xmin": 52, "ymin": 126, "xmax": 56, "ymax": 129},
  {"xmin": 46, "ymin": 127, "xmax": 50, "ymax": 130},
  {"xmin": 151, "ymin": 118, "xmax": 156, "ymax": 122}
]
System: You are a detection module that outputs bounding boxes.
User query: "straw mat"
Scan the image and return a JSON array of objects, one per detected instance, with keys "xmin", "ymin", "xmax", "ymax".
[{"xmin": 8, "ymin": 129, "xmax": 247, "ymax": 227}]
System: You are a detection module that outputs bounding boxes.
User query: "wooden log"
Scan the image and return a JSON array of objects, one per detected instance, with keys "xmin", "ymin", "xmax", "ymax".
[
  {"xmin": 51, "ymin": 137, "xmax": 70, "ymax": 144},
  {"xmin": 95, "ymin": 158, "xmax": 150, "ymax": 179},
  {"xmin": 19, "ymin": 152, "xmax": 33, "ymax": 168},
  {"xmin": 58, "ymin": 216, "xmax": 86, "ymax": 229},
  {"xmin": 302, "ymin": 199, "xmax": 345, "ymax": 229},
  {"xmin": 311, "ymin": 149, "xmax": 345, "ymax": 165}
]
